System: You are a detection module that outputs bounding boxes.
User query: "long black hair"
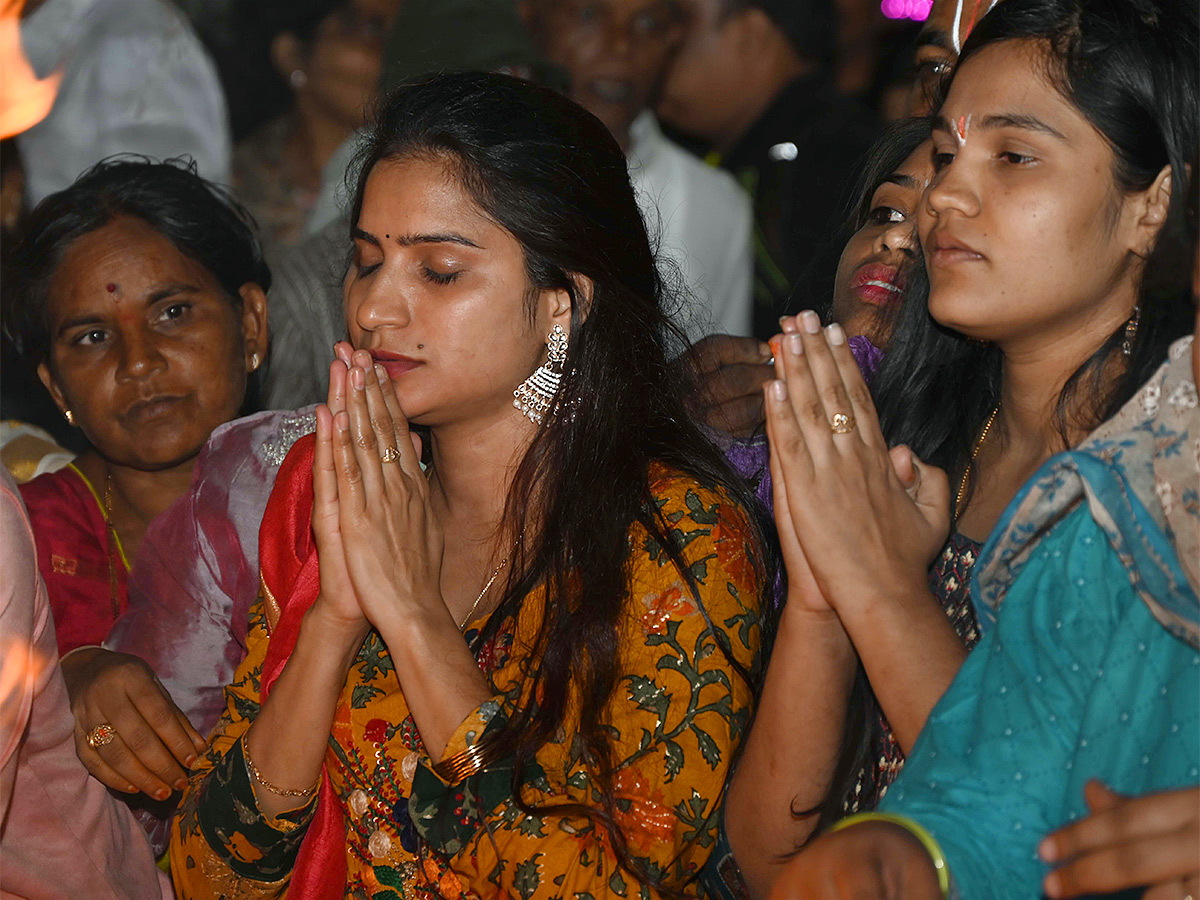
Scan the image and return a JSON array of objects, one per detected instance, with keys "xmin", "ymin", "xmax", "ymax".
[
  {"xmin": 872, "ymin": 0, "xmax": 1198, "ymax": 486},
  {"xmin": 348, "ymin": 72, "xmax": 771, "ymax": 888}
]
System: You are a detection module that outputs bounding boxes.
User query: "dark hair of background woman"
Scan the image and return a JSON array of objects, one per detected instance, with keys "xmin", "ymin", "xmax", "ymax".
[
  {"xmin": 2, "ymin": 155, "xmax": 271, "ymax": 370},
  {"xmin": 871, "ymin": 0, "xmax": 1198, "ymax": 492},
  {"xmin": 347, "ymin": 72, "xmax": 773, "ymax": 889},
  {"xmin": 848, "ymin": 118, "xmax": 935, "ymax": 233}
]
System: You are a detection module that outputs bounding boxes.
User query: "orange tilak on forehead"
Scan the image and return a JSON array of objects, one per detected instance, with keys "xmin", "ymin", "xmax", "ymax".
[{"xmin": 955, "ymin": 114, "xmax": 971, "ymax": 142}]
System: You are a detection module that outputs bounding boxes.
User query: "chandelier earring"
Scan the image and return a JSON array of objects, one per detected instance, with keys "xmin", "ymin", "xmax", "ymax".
[
  {"xmin": 514, "ymin": 323, "xmax": 568, "ymax": 425},
  {"xmin": 1121, "ymin": 304, "xmax": 1141, "ymax": 357}
]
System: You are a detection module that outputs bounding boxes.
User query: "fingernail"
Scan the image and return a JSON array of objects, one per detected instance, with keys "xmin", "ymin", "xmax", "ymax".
[
  {"xmin": 801, "ymin": 311, "xmax": 821, "ymax": 334},
  {"xmin": 374, "ymin": 363, "xmax": 387, "ymax": 381},
  {"xmin": 1043, "ymin": 873, "xmax": 1061, "ymax": 898},
  {"xmin": 352, "ymin": 368, "xmax": 365, "ymax": 390},
  {"xmin": 335, "ymin": 411, "xmax": 349, "ymax": 431},
  {"xmin": 786, "ymin": 333, "xmax": 804, "ymax": 355},
  {"xmin": 780, "ymin": 316, "xmax": 798, "ymax": 334},
  {"xmin": 155, "ymin": 788, "xmax": 170, "ymax": 801},
  {"xmin": 174, "ymin": 778, "xmax": 187, "ymax": 791},
  {"xmin": 771, "ymin": 379, "xmax": 787, "ymax": 401},
  {"xmin": 759, "ymin": 342, "xmax": 772, "ymax": 359},
  {"xmin": 184, "ymin": 754, "xmax": 197, "ymax": 767},
  {"xmin": 827, "ymin": 323, "xmax": 846, "ymax": 346},
  {"xmin": 126, "ymin": 783, "xmax": 138, "ymax": 793},
  {"xmin": 1038, "ymin": 838, "xmax": 1057, "ymax": 862}
]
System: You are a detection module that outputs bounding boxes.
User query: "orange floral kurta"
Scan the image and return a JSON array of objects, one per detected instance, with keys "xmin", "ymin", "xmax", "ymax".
[{"xmin": 170, "ymin": 466, "xmax": 764, "ymax": 899}]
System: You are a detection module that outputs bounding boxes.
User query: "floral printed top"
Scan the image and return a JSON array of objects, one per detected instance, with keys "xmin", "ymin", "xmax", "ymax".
[
  {"xmin": 170, "ymin": 466, "xmax": 764, "ymax": 899},
  {"xmin": 846, "ymin": 531, "xmax": 983, "ymax": 813}
]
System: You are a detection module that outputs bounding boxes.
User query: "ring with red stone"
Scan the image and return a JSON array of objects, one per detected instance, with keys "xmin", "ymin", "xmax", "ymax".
[{"xmin": 85, "ymin": 722, "xmax": 116, "ymax": 749}]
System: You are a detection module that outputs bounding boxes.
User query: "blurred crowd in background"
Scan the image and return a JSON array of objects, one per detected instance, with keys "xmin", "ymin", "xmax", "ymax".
[{"xmin": 2, "ymin": 0, "xmax": 952, "ymax": 446}]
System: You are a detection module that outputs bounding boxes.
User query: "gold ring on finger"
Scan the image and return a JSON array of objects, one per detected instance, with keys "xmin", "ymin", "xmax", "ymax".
[
  {"xmin": 86, "ymin": 722, "xmax": 116, "ymax": 749},
  {"xmin": 830, "ymin": 412, "xmax": 856, "ymax": 434},
  {"xmin": 380, "ymin": 446, "xmax": 401, "ymax": 464}
]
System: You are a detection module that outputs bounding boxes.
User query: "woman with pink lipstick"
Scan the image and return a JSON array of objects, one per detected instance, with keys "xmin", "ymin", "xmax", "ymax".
[
  {"xmin": 828, "ymin": 116, "xmax": 935, "ymax": 356},
  {"xmin": 3, "ymin": 158, "xmax": 270, "ymax": 806},
  {"xmin": 171, "ymin": 73, "xmax": 768, "ymax": 899},
  {"xmin": 708, "ymin": 0, "xmax": 1197, "ymax": 896}
]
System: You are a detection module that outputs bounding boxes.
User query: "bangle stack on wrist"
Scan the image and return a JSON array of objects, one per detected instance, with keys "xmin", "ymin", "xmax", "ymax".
[{"xmin": 433, "ymin": 738, "xmax": 500, "ymax": 785}]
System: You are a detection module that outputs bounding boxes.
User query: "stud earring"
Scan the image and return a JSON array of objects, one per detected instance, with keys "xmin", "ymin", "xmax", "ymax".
[
  {"xmin": 289, "ymin": 69, "xmax": 307, "ymax": 89},
  {"xmin": 1122, "ymin": 304, "xmax": 1141, "ymax": 357},
  {"xmin": 514, "ymin": 324, "xmax": 568, "ymax": 425},
  {"xmin": 249, "ymin": 351, "xmax": 261, "ymax": 372},
  {"xmin": 64, "ymin": 409, "xmax": 75, "ymax": 426}
]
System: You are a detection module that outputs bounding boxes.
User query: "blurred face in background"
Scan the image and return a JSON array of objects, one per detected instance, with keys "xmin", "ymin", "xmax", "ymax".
[
  {"xmin": 521, "ymin": 0, "xmax": 683, "ymax": 149},
  {"xmin": 907, "ymin": 0, "xmax": 1000, "ymax": 115},
  {"xmin": 655, "ymin": 0, "xmax": 749, "ymax": 145},
  {"xmin": 274, "ymin": 0, "xmax": 403, "ymax": 132}
]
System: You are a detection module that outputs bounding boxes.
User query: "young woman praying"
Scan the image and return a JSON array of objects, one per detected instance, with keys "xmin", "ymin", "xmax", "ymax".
[
  {"xmin": 170, "ymin": 72, "xmax": 768, "ymax": 899},
  {"xmin": 711, "ymin": 0, "xmax": 1197, "ymax": 895}
]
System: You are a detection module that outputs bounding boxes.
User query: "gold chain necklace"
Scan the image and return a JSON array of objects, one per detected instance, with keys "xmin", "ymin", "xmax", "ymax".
[
  {"xmin": 954, "ymin": 404, "xmax": 1000, "ymax": 522},
  {"xmin": 457, "ymin": 538, "xmax": 520, "ymax": 631}
]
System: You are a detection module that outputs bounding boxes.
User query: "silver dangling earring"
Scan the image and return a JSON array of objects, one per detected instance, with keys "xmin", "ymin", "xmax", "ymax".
[
  {"xmin": 513, "ymin": 324, "xmax": 568, "ymax": 425},
  {"xmin": 1122, "ymin": 304, "xmax": 1141, "ymax": 357}
]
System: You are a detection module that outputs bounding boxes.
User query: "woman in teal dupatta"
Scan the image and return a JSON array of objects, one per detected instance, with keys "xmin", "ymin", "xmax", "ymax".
[{"xmin": 772, "ymin": 331, "xmax": 1199, "ymax": 898}]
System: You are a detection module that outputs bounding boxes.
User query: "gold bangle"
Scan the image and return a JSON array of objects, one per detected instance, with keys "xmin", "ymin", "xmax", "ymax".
[
  {"xmin": 433, "ymin": 739, "xmax": 500, "ymax": 785},
  {"xmin": 241, "ymin": 734, "xmax": 321, "ymax": 798},
  {"xmin": 830, "ymin": 811, "xmax": 952, "ymax": 900}
]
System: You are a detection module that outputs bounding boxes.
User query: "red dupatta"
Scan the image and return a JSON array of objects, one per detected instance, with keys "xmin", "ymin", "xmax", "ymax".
[{"xmin": 257, "ymin": 434, "xmax": 347, "ymax": 898}]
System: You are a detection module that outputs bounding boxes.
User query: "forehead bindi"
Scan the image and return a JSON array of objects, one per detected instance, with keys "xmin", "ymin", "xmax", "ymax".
[{"xmin": 48, "ymin": 217, "xmax": 210, "ymax": 319}]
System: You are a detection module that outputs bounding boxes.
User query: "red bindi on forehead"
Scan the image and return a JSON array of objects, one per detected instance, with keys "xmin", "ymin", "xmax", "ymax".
[{"xmin": 106, "ymin": 283, "xmax": 117, "ymax": 293}]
